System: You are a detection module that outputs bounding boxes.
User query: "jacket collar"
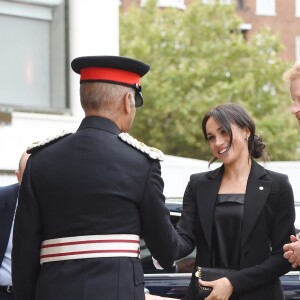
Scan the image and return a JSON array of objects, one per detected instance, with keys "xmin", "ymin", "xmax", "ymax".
[
  {"xmin": 77, "ymin": 116, "xmax": 121, "ymax": 136},
  {"xmin": 242, "ymin": 160, "xmax": 271, "ymax": 247},
  {"xmin": 206, "ymin": 159, "xmax": 267, "ymax": 181}
]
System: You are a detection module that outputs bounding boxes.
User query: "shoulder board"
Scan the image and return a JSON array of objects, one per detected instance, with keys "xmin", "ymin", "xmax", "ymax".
[
  {"xmin": 119, "ymin": 133, "xmax": 164, "ymax": 162},
  {"xmin": 27, "ymin": 130, "xmax": 72, "ymax": 154}
]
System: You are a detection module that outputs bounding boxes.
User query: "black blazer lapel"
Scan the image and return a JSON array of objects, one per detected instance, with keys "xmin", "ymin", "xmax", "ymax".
[
  {"xmin": 241, "ymin": 161, "xmax": 272, "ymax": 248},
  {"xmin": 197, "ymin": 166, "xmax": 223, "ymax": 250}
]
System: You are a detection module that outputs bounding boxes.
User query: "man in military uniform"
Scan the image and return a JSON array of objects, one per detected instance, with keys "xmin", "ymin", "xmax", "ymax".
[{"xmin": 12, "ymin": 56, "xmax": 179, "ymax": 300}]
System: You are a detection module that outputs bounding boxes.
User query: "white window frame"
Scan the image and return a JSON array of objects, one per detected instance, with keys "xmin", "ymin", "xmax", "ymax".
[
  {"xmin": 202, "ymin": 0, "xmax": 232, "ymax": 4},
  {"xmin": 0, "ymin": 1, "xmax": 52, "ymax": 20},
  {"xmin": 296, "ymin": 0, "xmax": 300, "ymax": 18},
  {"xmin": 256, "ymin": 0, "xmax": 276, "ymax": 16},
  {"xmin": 13, "ymin": 0, "xmax": 62, "ymax": 4},
  {"xmin": 296, "ymin": 36, "xmax": 300, "ymax": 62},
  {"xmin": 140, "ymin": 0, "xmax": 186, "ymax": 9}
]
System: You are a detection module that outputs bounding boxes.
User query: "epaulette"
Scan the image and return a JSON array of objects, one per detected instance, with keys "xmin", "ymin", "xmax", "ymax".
[
  {"xmin": 119, "ymin": 132, "xmax": 164, "ymax": 161},
  {"xmin": 27, "ymin": 130, "xmax": 72, "ymax": 154}
]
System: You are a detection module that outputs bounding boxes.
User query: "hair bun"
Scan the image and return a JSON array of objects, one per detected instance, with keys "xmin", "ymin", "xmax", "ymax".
[{"xmin": 251, "ymin": 134, "xmax": 266, "ymax": 159}]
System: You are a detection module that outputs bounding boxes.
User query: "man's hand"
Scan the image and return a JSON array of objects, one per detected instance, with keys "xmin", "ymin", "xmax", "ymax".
[{"xmin": 283, "ymin": 235, "xmax": 300, "ymax": 268}]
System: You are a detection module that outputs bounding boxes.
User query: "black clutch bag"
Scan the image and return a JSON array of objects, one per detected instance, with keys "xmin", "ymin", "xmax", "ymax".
[{"xmin": 194, "ymin": 266, "xmax": 237, "ymax": 299}]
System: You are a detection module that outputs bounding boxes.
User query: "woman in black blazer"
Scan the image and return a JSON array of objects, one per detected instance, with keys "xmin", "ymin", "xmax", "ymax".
[{"xmin": 176, "ymin": 103, "xmax": 295, "ymax": 300}]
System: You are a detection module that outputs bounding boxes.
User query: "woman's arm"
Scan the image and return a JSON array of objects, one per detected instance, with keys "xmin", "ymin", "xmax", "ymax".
[{"xmin": 175, "ymin": 178, "xmax": 198, "ymax": 259}]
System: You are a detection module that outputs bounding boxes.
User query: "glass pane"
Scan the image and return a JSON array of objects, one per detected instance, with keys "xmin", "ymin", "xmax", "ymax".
[
  {"xmin": 0, "ymin": 14, "xmax": 50, "ymax": 108},
  {"xmin": 256, "ymin": 0, "xmax": 275, "ymax": 15}
]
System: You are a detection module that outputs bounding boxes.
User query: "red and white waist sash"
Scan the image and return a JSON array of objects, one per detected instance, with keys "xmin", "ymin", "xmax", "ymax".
[{"xmin": 40, "ymin": 234, "xmax": 140, "ymax": 264}]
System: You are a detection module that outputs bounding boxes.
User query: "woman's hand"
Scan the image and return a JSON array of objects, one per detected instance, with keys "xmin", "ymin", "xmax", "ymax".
[{"xmin": 199, "ymin": 277, "xmax": 234, "ymax": 300}]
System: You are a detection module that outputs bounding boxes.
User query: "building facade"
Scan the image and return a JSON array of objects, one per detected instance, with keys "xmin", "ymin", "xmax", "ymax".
[{"xmin": 121, "ymin": 0, "xmax": 300, "ymax": 62}]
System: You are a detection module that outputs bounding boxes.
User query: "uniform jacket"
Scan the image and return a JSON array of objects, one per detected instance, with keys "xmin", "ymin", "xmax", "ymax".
[
  {"xmin": 0, "ymin": 183, "xmax": 18, "ymax": 267},
  {"xmin": 12, "ymin": 116, "xmax": 178, "ymax": 300},
  {"xmin": 176, "ymin": 160, "xmax": 295, "ymax": 300}
]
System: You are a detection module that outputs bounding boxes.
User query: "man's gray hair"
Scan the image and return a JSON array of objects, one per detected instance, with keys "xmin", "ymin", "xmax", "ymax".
[{"xmin": 80, "ymin": 82, "xmax": 135, "ymax": 112}]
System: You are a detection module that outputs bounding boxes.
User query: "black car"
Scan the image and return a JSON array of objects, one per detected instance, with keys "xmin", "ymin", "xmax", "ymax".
[{"xmin": 142, "ymin": 198, "xmax": 300, "ymax": 299}]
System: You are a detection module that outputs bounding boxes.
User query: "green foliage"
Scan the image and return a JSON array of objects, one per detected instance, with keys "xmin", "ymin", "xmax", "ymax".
[{"xmin": 120, "ymin": 0, "xmax": 299, "ymax": 161}]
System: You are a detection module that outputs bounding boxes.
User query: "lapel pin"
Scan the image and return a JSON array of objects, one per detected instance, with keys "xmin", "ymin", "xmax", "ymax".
[{"xmin": 259, "ymin": 186, "xmax": 264, "ymax": 190}]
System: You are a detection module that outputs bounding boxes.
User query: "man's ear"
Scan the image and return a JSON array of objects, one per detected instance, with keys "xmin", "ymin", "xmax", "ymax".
[{"xmin": 124, "ymin": 92, "xmax": 133, "ymax": 114}]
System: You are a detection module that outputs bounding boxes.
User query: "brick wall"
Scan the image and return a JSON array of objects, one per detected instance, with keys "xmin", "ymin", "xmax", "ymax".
[{"xmin": 237, "ymin": 0, "xmax": 300, "ymax": 62}]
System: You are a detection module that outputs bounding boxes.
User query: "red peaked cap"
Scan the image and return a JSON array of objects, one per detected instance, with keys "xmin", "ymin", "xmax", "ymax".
[{"xmin": 71, "ymin": 55, "xmax": 150, "ymax": 107}]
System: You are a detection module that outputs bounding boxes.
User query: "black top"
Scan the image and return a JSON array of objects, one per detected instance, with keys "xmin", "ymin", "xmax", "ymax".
[{"xmin": 212, "ymin": 194, "xmax": 245, "ymax": 269}]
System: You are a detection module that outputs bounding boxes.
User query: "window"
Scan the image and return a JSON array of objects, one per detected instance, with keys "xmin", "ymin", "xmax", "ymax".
[
  {"xmin": 140, "ymin": 0, "xmax": 186, "ymax": 9},
  {"xmin": 296, "ymin": 36, "xmax": 300, "ymax": 62},
  {"xmin": 296, "ymin": 0, "xmax": 300, "ymax": 17},
  {"xmin": 0, "ymin": 0, "xmax": 67, "ymax": 112},
  {"xmin": 202, "ymin": 0, "xmax": 232, "ymax": 4},
  {"xmin": 256, "ymin": 0, "xmax": 276, "ymax": 16}
]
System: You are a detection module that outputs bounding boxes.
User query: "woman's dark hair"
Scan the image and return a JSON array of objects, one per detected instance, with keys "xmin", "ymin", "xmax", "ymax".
[{"xmin": 202, "ymin": 103, "xmax": 268, "ymax": 165}]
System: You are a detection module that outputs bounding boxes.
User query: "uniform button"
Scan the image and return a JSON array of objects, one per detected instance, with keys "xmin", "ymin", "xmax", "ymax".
[{"xmin": 244, "ymin": 251, "xmax": 249, "ymax": 257}]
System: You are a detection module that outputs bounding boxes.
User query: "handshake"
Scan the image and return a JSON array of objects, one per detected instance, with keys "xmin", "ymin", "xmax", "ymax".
[{"xmin": 283, "ymin": 233, "xmax": 300, "ymax": 269}]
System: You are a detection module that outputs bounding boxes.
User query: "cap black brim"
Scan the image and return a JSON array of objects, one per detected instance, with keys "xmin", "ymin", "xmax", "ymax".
[{"xmin": 71, "ymin": 56, "xmax": 150, "ymax": 77}]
